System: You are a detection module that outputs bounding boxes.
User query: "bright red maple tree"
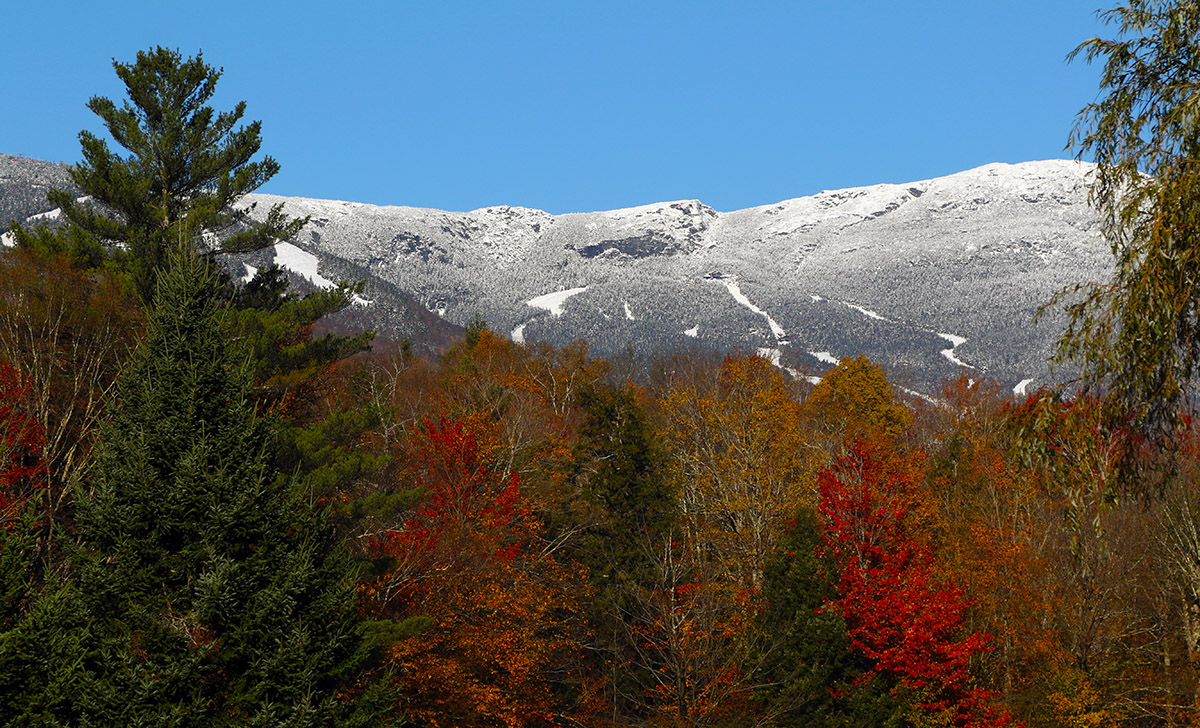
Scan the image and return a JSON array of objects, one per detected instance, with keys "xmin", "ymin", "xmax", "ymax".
[
  {"xmin": 817, "ymin": 440, "xmax": 1015, "ymax": 727},
  {"xmin": 0, "ymin": 361, "xmax": 47, "ymax": 527},
  {"xmin": 368, "ymin": 417, "xmax": 522, "ymax": 580}
]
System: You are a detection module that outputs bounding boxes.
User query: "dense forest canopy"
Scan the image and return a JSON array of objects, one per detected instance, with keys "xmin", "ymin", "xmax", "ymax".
[{"xmin": 6, "ymin": 3, "xmax": 1200, "ymax": 725}]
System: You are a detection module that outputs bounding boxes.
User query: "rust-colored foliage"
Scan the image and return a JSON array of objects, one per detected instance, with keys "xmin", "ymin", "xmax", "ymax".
[
  {"xmin": 433, "ymin": 330, "xmax": 604, "ymax": 511},
  {"xmin": 364, "ymin": 417, "xmax": 587, "ymax": 728},
  {"xmin": 625, "ymin": 534, "xmax": 761, "ymax": 728},
  {"xmin": 0, "ymin": 248, "xmax": 141, "ymax": 490},
  {"xmin": 805, "ymin": 355, "xmax": 912, "ymax": 446},
  {"xmin": 923, "ymin": 377, "xmax": 1058, "ymax": 704},
  {"xmin": 660, "ymin": 353, "xmax": 813, "ymax": 588}
]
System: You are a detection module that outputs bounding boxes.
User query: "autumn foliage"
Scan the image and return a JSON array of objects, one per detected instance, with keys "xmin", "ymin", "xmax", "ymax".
[
  {"xmin": 364, "ymin": 417, "xmax": 585, "ymax": 728},
  {"xmin": 817, "ymin": 440, "xmax": 1013, "ymax": 727},
  {"xmin": 8, "ymin": 290, "xmax": 1200, "ymax": 726},
  {"xmin": 0, "ymin": 362, "xmax": 46, "ymax": 526}
]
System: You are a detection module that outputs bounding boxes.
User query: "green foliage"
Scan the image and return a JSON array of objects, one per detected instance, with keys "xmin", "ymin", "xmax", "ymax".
[
  {"xmin": 567, "ymin": 382, "xmax": 676, "ymax": 723},
  {"xmin": 463, "ymin": 315, "xmax": 488, "ymax": 349},
  {"xmin": 0, "ymin": 505, "xmax": 42, "ymax": 635},
  {"xmin": 59, "ymin": 248, "xmax": 381, "ymax": 726},
  {"xmin": 8, "ymin": 220, "xmax": 112, "ymax": 272},
  {"xmin": 9, "ymin": 46, "xmax": 371, "ymax": 432},
  {"xmin": 0, "ymin": 581, "xmax": 105, "ymax": 727},
  {"xmin": 13, "ymin": 47, "xmax": 304, "ymax": 300},
  {"xmin": 571, "ymin": 382, "xmax": 675, "ymax": 582},
  {"xmin": 1046, "ymin": 1, "xmax": 1200, "ymax": 446},
  {"xmin": 223, "ymin": 264, "xmax": 372, "ymax": 408},
  {"xmin": 275, "ymin": 404, "xmax": 391, "ymax": 531},
  {"xmin": 757, "ymin": 509, "xmax": 906, "ymax": 728}
]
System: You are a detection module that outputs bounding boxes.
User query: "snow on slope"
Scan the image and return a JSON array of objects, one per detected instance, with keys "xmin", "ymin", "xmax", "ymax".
[
  {"xmin": 528, "ymin": 287, "xmax": 589, "ymax": 317},
  {"xmin": 717, "ymin": 277, "xmax": 787, "ymax": 340},
  {"xmin": 275, "ymin": 242, "xmax": 334, "ymax": 288},
  {"xmin": 273, "ymin": 242, "xmax": 371, "ymax": 306},
  {"xmin": 28, "ymin": 207, "xmax": 61, "ymax": 221},
  {"xmin": 937, "ymin": 333, "xmax": 975, "ymax": 369},
  {"xmin": 224, "ymin": 159, "xmax": 1105, "ymax": 395},
  {"xmin": 848, "ymin": 303, "xmax": 887, "ymax": 322}
]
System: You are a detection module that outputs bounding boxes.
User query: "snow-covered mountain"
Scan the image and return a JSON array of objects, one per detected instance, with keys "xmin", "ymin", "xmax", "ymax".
[{"xmin": 2, "ymin": 155, "xmax": 1110, "ymax": 394}]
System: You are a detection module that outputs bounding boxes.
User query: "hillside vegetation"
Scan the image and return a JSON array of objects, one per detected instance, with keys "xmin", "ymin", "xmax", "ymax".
[{"xmin": 7, "ymin": 5, "xmax": 1200, "ymax": 726}]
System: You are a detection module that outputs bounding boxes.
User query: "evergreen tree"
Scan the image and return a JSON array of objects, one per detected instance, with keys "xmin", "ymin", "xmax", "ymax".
[
  {"xmin": 569, "ymin": 382, "xmax": 676, "ymax": 722},
  {"xmin": 0, "ymin": 363, "xmax": 110, "ymax": 727},
  {"xmin": 8, "ymin": 47, "xmax": 372, "ymax": 504},
  {"xmin": 13, "ymin": 46, "xmax": 304, "ymax": 300},
  {"xmin": 66, "ymin": 247, "xmax": 381, "ymax": 726},
  {"xmin": 756, "ymin": 509, "xmax": 905, "ymax": 728},
  {"xmin": 571, "ymin": 382, "xmax": 675, "ymax": 592}
]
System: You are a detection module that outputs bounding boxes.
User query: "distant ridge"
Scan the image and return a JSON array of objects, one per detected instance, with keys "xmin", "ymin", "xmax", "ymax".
[{"xmin": 2, "ymin": 155, "xmax": 1108, "ymax": 394}]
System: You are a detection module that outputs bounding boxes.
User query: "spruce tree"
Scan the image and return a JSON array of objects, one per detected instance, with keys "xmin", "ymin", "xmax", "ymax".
[
  {"xmin": 756, "ymin": 509, "xmax": 905, "ymax": 728},
  {"xmin": 69, "ymin": 246, "xmax": 379, "ymax": 726},
  {"xmin": 572, "ymin": 383, "xmax": 675, "ymax": 584},
  {"xmin": 7, "ymin": 46, "xmax": 371, "ymax": 500},
  {"xmin": 569, "ymin": 382, "xmax": 676, "ymax": 723}
]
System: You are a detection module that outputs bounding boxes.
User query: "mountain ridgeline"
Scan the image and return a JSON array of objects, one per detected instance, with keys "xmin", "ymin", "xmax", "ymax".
[{"xmin": 2, "ymin": 154, "xmax": 1109, "ymax": 394}]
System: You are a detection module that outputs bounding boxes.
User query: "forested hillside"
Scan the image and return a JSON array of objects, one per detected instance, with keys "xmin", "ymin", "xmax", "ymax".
[{"xmin": 6, "ymin": 4, "xmax": 1200, "ymax": 726}]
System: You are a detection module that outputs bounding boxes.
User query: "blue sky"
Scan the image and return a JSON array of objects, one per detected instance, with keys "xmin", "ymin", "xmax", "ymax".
[{"xmin": 4, "ymin": 1, "xmax": 1105, "ymax": 214}]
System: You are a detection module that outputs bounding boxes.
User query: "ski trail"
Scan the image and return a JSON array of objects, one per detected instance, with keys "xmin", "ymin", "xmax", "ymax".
[
  {"xmin": 937, "ymin": 332, "xmax": 975, "ymax": 369},
  {"xmin": 527, "ymin": 286, "xmax": 588, "ymax": 317},
  {"xmin": 719, "ymin": 278, "xmax": 786, "ymax": 340}
]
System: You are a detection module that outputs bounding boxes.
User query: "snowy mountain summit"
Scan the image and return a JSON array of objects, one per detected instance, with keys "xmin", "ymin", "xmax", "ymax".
[
  {"xmin": 1, "ymin": 155, "xmax": 1109, "ymax": 395},
  {"xmin": 237, "ymin": 159, "xmax": 1106, "ymax": 395}
]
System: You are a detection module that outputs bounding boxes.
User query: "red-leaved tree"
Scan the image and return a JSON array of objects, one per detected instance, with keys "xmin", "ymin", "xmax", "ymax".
[
  {"xmin": 0, "ymin": 360, "xmax": 49, "ymax": 627},
  {"xmin": 0, "ymin": 361, "xmax": 47, "ymax": 528},
  {"xmin": 364, "ymin": 417, "xmax": 586, "ymax": 728},
  {"xmin": 817, "ymin": 440, "xmax": 1014, "ymax": 727}
]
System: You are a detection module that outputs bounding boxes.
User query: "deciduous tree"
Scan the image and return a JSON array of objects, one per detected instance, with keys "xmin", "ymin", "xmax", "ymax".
[
  {"xmin": 1048, "ymin": 1, "xmax": 1200, "ymax": 450},
  {"xmin": 817, "ymin": 441, "xmax": 1012, "ymax": 728},
  {"xmin": 364, "ymin": 418, "xmax": 587, "ymax": 728}
]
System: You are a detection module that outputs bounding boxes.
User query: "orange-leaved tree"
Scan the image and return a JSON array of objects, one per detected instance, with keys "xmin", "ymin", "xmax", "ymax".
[
  {"xmin": 922, "ymin": 376, "xmax": 1055, "ymax": 708},
  {"xmin": 805, "ymin": 355, "xmax": 911, "ymax": 448},
  {"xmin": 660, "ymin": 353, "xmax": 813, "ymax": 589},
  {"xmin": 364, "ymin": 417, "xmax": 589, "ymax": 728}
]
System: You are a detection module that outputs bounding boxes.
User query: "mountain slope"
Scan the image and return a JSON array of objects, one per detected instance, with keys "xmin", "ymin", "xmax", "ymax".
[
  {"xmin": 2, "ymin": 155, "xmax": 1109, "ymax": 393},
  {"xmin": 240, "ymin": 159, "xmax": 1106, "ymax": 393}
]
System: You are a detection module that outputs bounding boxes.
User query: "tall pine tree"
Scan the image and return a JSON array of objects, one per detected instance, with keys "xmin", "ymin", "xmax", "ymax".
[
  {"xmin": 66, "ymin": 246, "xmax": 382, "ymax": 726},
  {"xmin": 569, "ymin": 382, "xmax": 677, "ymax": 723},
  {"xmin": 14, "ymin": 47, "xmax": 303, "ymax": 299},
  {"xmin": 8, "ymin": 46, "xmax": 369, "ymax": 403}
]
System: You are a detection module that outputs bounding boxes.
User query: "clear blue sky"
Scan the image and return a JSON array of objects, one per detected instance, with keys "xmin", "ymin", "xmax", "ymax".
[{"xmin": 4, "ymin": 1, "xmax": 1106, "ymax": 214}]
